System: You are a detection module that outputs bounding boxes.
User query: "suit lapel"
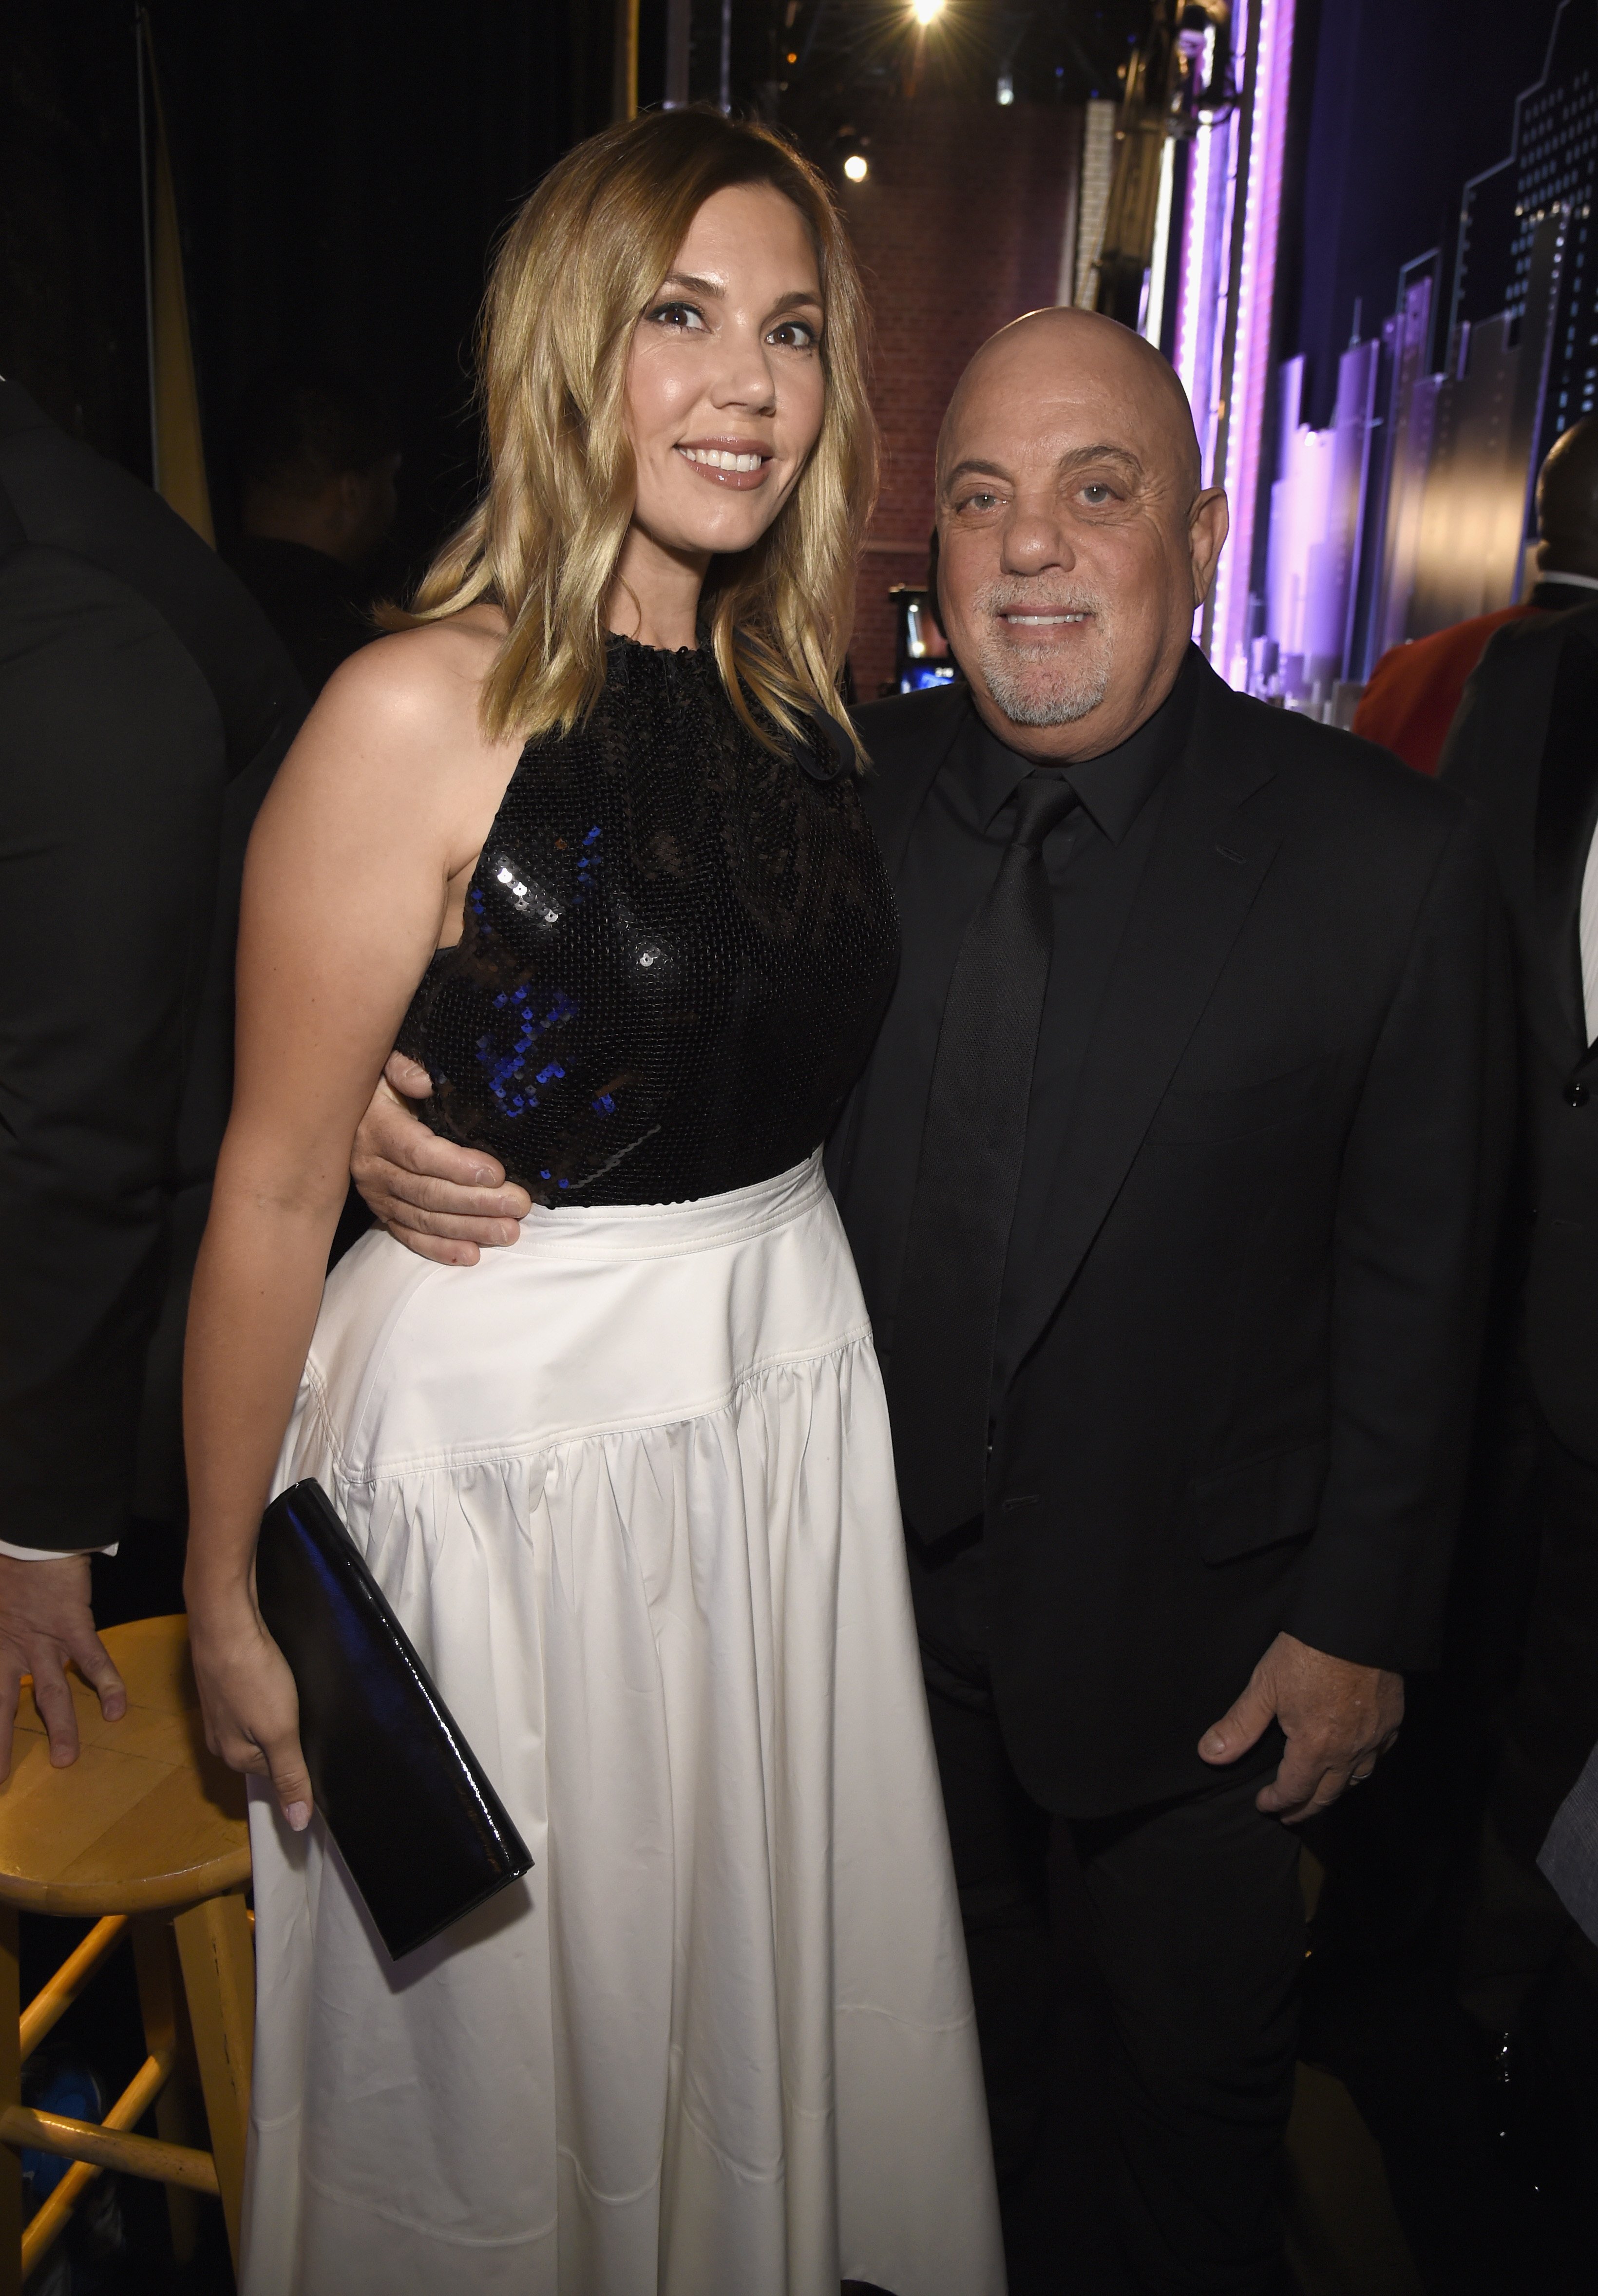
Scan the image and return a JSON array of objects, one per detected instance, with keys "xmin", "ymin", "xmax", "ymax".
[
  {"xmin": 829, "ymin": 689, "xmax": 973, "ymax": 1198},
  {"xmin": 857, "ymin": 688, "xmax": 973, "ymax": 877},
  {"xmin": 1002, "ymin": 678, "xmax": 1280, "ymax": 1379}
]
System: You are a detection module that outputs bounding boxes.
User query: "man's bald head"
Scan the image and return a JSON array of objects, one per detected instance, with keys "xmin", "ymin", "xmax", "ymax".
[
  {"xmin": 1538, "ymin": 414, "xmax": 1598, "ymax": 580},
  {"xmin": 938, "ymin": 308, "xmax": 1203, "ymax": 505},
  {"xmin": 931, "ymin": 305, "xmax": 1226, "ymax": 762}
]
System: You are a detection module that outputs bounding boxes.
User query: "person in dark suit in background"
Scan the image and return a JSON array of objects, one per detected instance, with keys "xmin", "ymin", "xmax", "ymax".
[
  {"xmin": 1438, "ymin": 603, "xmax": 1598, "ymax": 2263},
  {"xmin": 346, "ymin": 308, "xmax": 1511, "ymax": 2295},
  {"xmin": 1353, "ymin": 415, "xmax": 1598, "ymax": 776},
  {"xmin": 226, "ymin": 367, "xmax": 400, "ymax": 697},
  {"xmin": 0, "ymin": 379, "xmax": 304, "ymax": 1777}
]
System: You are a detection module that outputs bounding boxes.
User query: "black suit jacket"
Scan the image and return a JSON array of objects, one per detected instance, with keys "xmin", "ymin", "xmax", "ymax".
[
  {"xmin": 0, "ymin": 383, "xmax": 305, "ymax": 1551},
  {"xmin": 1440, "ymin": 601, "xmax": 1598, "ymax": 1465},
  {"xmin": 829, "ymin": 657, "xmax": 1513, "ymax": 1817}
]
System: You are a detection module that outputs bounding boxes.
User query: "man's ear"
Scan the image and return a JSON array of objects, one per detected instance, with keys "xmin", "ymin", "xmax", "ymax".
[
  {"xmin": 1189, "ymin": 486, "xmax": 1229, "ymax": 607},
  {"xmin": 337, "ymin": 468, "xmax": 367, "ymax": 531}
]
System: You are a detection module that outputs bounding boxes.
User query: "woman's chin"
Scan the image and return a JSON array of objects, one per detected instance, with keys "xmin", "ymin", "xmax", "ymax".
[{"xmin": 639, "ymin": 488, "xmax": 786, "ymax": 563}]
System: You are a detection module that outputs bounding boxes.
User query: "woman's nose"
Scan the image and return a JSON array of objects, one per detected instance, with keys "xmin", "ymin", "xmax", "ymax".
[{"xmin": 709, "ymin": 332, "xmax": 778, "ymax": 414}]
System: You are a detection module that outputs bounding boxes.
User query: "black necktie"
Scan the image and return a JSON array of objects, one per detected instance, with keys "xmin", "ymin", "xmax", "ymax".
[{"xmin": 888, "ymin": 770, "xmax": 1081, "ymax": 1538}]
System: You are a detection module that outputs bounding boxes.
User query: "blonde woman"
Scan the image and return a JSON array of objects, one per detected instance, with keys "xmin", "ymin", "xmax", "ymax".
[{"xmin": 183, "ymin": 109, "xmax": 1004, "ymax": 2296}]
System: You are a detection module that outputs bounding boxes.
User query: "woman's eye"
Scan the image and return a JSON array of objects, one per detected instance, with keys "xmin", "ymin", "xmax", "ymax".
[
  {"xmin": 768, "ymin": 319, "xmax": 818, "ymax": 350},
  {"xmin": 647, "ymin": 301, "xmax": 707, "ymax": 332}
]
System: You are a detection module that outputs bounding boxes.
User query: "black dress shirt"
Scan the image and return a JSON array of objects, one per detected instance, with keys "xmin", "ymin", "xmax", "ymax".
[{"xmin": 846, "ymin": 647, "xmax": 1203, "ymax": 1404}]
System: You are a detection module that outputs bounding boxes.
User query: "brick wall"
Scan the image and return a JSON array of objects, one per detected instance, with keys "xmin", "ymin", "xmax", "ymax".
[
  {"xmin": 1073, "ymin": 100, "xmax": 1118, "ymax": 310},
  {"xmin": 835, "ymin": 97, "xmax": 1083, "ymax": 699}
]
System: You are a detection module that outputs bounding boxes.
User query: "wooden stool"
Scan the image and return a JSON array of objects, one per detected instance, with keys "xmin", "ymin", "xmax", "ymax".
[{"xmin": 0, "ymin": 1615, "xmax": 253, "ymax": 2291}]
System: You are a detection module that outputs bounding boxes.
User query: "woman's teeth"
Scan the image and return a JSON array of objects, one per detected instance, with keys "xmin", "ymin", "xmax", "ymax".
[{"xmin": 680, "ymin": 447, "xmax": 764, "ymax": 472}]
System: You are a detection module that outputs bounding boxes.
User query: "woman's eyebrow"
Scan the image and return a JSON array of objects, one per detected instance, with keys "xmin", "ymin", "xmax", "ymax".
[
  {"xmin": 652, "ymin": 274, "xmax": 822, "ymax": 316},
  {"xmin": 656, "ymin": 271, "xmax": 724, "ymax": 299}
]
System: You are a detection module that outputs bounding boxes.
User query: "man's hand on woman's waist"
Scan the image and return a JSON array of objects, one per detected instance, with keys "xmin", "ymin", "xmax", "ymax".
[{"xmin": 352, "ymin": 1053, "xmax": 532, "ymax": 1264}]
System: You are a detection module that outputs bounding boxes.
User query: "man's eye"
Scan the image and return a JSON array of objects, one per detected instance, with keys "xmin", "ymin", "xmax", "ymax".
[
  {"xmin": 1080, "ymin": 483, "xmax": 1117, "ymax": 505},
  {"xmin": 647, "ymin": 301, "xmax": 707, "ymax": 331},
  {"xmin": 957, "ymin": 492, "xmax": 1001, "ymax": 513}
]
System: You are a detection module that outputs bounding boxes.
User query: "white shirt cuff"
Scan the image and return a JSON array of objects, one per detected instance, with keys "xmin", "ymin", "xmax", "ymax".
[{"xmin": 0, "ymin": 1539, "xmax": 118, "ymax": 1561}]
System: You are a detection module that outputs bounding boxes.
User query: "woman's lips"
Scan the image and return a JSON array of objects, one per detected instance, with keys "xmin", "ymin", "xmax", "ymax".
[{"xmin": 676, "ymin": 442, "xmax": 773, "ymax": 491}]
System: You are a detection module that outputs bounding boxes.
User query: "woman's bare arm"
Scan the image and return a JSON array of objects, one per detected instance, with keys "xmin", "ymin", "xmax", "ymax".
[{"xmin": 183, "ymin": 620, "xmax": 514, "ymax": 1821}]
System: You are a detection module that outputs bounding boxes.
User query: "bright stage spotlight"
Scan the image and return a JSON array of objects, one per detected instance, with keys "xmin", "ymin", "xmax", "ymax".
[
  {"xmin": 911, "ymin": 0, "xmax": 945, "ymax": 25},
  {"xmin": 843, "ymin": 153, "xmax": 869, "ymax": 182}
]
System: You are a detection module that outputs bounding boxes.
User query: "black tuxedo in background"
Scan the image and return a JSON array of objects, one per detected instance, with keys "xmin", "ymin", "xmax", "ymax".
[
  {"xmin": 1441, "ymin": 604, "xmax": 1598, "ymax": 1872},
  {"xmin": 827, "ymin": 649, "xmax": 1512, "ymax": 2292},
  {"xmin": 0, "ymin": 383, "xmax": 305, "ymax": 1558}
]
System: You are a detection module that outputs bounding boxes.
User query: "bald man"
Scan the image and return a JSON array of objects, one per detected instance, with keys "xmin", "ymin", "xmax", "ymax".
[
  {"xmin": 350, "ymin": 310, "xmax": 1512, "ymax": 2293},
  {"xmin": 1354, "ymin": 414, "xmax": 1598, "ymax": 774}
]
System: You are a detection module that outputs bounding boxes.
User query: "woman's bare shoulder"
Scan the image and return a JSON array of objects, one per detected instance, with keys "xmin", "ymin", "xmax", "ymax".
[{"xmin": 311, "ymin": 611, "xmax": 508, "ymax": 757}]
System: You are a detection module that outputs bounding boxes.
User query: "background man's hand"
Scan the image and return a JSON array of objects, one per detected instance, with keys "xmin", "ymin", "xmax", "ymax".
[
  {"xmin": 352, "ymin": 1053, "xmax": 532, "ymax": 1264},
  {"xmin": 0, "ymin": 1552, "xmax": 125, "ymax": 1779},
  {"xmin": 1198, "ymin": 1629, "xmax": 1403, "ymax": 1822}
]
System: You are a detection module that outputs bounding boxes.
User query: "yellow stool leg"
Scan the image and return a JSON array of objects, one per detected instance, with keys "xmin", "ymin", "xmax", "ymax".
[
  {"xmin": 0, "ymin": 1906, "xmax": 19, "ymax": 2296},
  {"xmin": 173, "ymin": 1893, "xmax": 254, "ymax": 2273},
  {"xmin": 133, "ymin": 1919, "xmax": 203, "ymax": 2264}
]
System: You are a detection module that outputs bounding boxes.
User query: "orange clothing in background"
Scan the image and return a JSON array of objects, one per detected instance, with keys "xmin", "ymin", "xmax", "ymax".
[{"xmin": 1352, "ymin": 606, "xmax": 1535, "ymax": 774}]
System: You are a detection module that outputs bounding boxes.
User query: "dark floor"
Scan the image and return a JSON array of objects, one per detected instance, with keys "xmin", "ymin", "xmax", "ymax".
[{"xmin": 19, "ymin": 1913, "xmax": 235, "ymax": 2294}]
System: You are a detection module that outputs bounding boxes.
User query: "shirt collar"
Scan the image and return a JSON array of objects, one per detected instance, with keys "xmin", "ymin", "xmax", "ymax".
[{"xmin": 971, "ymin": 643, "xmax": 1203, "ymax": 842}]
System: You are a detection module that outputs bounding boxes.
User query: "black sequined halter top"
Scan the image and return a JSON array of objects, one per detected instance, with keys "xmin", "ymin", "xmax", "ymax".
[{"xmin": 397, "ymin": 635, "xmax": 900, "ymax": 1207}]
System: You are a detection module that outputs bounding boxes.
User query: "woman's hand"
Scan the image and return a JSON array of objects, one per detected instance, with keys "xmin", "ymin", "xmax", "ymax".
[{"xmin": 187, "ymin": 1589, "xmax": 313, "ymax": 1831}]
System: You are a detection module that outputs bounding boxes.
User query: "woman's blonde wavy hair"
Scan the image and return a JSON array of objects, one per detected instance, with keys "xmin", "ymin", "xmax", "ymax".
[{"xmin": 385, "ymin": 107, "xmax": 876, "ymax": 765}]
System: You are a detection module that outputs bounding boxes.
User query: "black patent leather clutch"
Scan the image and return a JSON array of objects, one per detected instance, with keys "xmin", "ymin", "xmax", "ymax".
[{"xmin": 254, "ymin": 1478, "xmax": 532, "ymax": 1959}]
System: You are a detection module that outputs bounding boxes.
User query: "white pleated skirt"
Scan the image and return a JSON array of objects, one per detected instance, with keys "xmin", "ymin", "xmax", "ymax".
[{"xmin": 238, "ymin": 1152, "xmax": 1006, "ymax": 2296}]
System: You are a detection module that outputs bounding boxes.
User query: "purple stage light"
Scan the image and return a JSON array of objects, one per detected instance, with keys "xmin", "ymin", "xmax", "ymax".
[{"xmin": 1205, "ymin": 0, "xmax": 1297, "ymax": 684}]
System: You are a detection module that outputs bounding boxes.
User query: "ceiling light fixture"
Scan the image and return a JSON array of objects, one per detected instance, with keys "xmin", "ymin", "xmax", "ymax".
[{"xmin": 843, "ymin": 153, "xmax": 869, "ymax": 182}]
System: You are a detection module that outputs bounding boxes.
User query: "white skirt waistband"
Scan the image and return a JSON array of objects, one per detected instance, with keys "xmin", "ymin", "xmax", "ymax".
[
  {"xmin": 510, "ymin": 1148, "xmax": 827, "ymax": 1262},
  {"xmin": 295, "ymin": 1148, "xmax": 864, "ymax": 1480}
]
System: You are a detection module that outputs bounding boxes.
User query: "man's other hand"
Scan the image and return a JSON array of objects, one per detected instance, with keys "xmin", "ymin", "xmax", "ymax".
[
  {"xmin": 351, "ymin": 1053, "xmax": 532, "ymax": 1264},
  {"xmin": 0, "ymin": 1552, "xmax": 125, "ymax": 1779},
  {"xmin": 1197, "ymin": 1629, "xmax": 1403, "ymax": 1823}
]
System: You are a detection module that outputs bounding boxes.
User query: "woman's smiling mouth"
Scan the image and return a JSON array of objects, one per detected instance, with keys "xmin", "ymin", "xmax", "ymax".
[{"xmin": 676, "ymin": 440, "xmax": 773, "ymax": 489}]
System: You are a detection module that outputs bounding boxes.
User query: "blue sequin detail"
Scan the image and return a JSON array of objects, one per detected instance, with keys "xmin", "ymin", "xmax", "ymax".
[
  {"xmin": 475, "ymin": 989, "xmax": 577, "ymax": 1117},
  {"xmin": 570, "ymin": 824, "xmax": 602, "ymax": 909}
]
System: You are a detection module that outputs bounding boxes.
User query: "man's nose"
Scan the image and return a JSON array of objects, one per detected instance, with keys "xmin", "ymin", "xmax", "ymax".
[{"xmin": 1000, "ymin": 508, "xmax": 1074, "ymax": 574}]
